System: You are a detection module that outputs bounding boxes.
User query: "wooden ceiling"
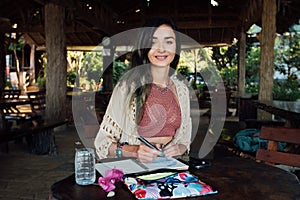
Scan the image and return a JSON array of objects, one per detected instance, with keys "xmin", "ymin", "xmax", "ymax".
[{"xmin": 0, "ymin": 0, "xmax": 299, "ymax": 48}]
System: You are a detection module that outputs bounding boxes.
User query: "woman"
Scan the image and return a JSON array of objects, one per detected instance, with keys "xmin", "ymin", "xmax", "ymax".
[{"xmin": 94, "ymin": 17, "xmax": 192, "ymax": 162}]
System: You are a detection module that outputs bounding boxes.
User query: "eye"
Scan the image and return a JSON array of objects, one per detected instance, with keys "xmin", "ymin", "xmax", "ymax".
[
  {"xmin": 151, "ymin": 39, "xmax": 158, "ymax": 46},
  {"xmin": 166, "ymin": 40, "xmax": 174, "ymax": 45}
]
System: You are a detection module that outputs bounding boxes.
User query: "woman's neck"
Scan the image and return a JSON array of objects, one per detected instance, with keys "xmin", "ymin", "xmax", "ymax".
[{"xmin": 151, "ymin": 66, "xmax": 170, "ymax": 86}]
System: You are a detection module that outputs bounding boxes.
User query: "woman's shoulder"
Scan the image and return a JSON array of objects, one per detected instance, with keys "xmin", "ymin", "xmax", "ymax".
[
  {"xmin": 112, "ymin": 81, "xmax": 132, "ymax": 95},
  {"xmin": 171, "ymin": 75, "xmax": 189, "ymax": 89}
]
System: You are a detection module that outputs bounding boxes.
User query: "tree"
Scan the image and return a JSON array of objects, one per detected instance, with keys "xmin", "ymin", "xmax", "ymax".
[
  {"xmin": 8, "ymin": 36, "xmax": 25, "ymax": 89},
  {"xmin": 274, "ymin": 31, "xmax": 300, "ymax": 80},
  {"xmin": 211, "ymin": 40, "xmax": 261, "ymax": 92},
  {"xmin": 179, "ymin": 48, "xmax": 220, "ymax": 89},
  {"xmin": 211, "ymin": 42, "xmax": 239, "ymax": 88},
  {"xmin": 211, "ymin": 42, "xmax": 238, "ymax": 70}
]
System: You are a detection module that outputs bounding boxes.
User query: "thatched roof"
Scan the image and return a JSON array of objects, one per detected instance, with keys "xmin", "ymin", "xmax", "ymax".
[{"xmin": 0, "ymin": 0, "xmax": 299, "ymax": 48}]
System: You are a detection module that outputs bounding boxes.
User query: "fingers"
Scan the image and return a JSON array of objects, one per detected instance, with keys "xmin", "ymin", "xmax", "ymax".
[
  {"xmin": 137, "ymin": 144, "xmax": 161, "ymax": 163},
  {"xmin": 163, "ymin": 143, "xmax": 179, "ymax": 158}
]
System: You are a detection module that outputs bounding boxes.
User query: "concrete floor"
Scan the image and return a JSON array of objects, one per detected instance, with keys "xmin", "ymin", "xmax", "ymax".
[{"xmin": 0, "ymin": 124, "xmax": 80, "ymax": 200}]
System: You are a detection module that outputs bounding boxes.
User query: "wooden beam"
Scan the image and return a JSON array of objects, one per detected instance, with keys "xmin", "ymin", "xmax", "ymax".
[
  {"xmin": 72, "ymin": 0, "xmax": 118, "ymax": 36},
  {"xmin": 2, "ymin": 23, "xmax": 104, "ymax": 34},
  {"xmin": 123, "ymin": 20, "xmax": 239, "ymax": 30},
  {"xmin": 240, "ymin": 0, "xmax": 263, "ymax": 31}
]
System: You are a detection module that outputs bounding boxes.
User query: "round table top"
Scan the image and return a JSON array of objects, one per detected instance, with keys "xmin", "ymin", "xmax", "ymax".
[{"xmin": 49, "ymin": 147, "xmax": 300, "ymax": 200}]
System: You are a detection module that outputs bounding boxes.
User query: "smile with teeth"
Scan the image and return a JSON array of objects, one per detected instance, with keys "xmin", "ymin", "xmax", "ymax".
[{"xmin": 155, "ymin": 55, "xmax": 168, "ymax": 60}]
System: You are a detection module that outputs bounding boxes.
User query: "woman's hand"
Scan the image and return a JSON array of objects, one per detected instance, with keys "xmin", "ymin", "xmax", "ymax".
[
  {"xmin": 163, "ymin": 143, "xmax": 187, "ymax": 158},
  {"xmin": 137, "ymin": 143, "xmax": 162, "ymax": 162}
]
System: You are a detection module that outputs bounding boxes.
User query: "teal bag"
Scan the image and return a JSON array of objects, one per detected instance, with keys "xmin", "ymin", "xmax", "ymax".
[{"xmin": 233, "ymin": 129, "xmax": 286, "ymax": 152}]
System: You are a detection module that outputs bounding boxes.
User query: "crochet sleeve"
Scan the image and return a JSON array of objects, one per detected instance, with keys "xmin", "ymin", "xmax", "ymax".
[
  {"xmin": 94, "ymin": 83, "xmax": 129, "ymax": 159},
  {"xmin": 173, "ymin": 81, "xmax": 192, "ymax": 152}
]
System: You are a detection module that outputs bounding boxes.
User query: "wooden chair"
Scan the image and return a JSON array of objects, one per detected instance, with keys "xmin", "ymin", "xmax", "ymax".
[
  {"xmin": 0, "ymin": 89, "xmax": 22, "ymax": 114},
  {"xmin": 0, "ymin": 89, "xmax": 31, "ymax": 128},
  {"xmin": 27, "ymin": 90, "xmax": 46, "ymax": 118},
  {"xmin": 256, "ymin": 126, "xmax": 300, "ymax": 168}
]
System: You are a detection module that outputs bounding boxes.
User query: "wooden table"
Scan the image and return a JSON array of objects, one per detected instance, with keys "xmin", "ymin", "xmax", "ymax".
[
  {"xmin": 252, "ymin": 100, "xmax": 300, "ymax": 127},
  {"xmin": 49, "ymin": 146, "xmax": 300, "ymax": 200},
  {"xmin": 0, "ymin": 99, "xmax": 32, "ymax": 128}
]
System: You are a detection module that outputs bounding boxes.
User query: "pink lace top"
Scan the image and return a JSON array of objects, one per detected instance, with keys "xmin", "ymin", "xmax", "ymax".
[{"xmin": 137, "ymin": 83, "xmax": 181, "ymax": 137}]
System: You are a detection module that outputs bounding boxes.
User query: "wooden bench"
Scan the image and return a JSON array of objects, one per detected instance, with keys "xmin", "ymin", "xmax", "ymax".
[
  {"xmin": 256, "ymin": 126, "xmax": 300, "ymax": 168},
  {"xmin": 1, "ymin": 89, "xmax": 21, "ymax": 100},
  {"xmin": 0, "ymin": 91, "xmax": 46, "ymax": 129},
  {"xmin": 0, "ymin": 118, "xmax": 68, "ymax": 154}
]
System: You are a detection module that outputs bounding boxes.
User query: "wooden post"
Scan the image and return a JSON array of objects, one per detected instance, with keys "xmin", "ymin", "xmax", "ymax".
[
  {"xmin": 258, "ymin": 0, "xmax": 276, "ymax": 120},
  {"xmin": 45, "ymin": 1, "xmax": 67, "ymax": 121},
  {"xmin": 238, "ymin": 30, "xmax": 246, "ymax": 97},
  {"xmin": 0, "ymin": 33, "xmax": 5, "ymax": 90},
  {"xmin": 29, "ymin": 44, "xmax": 36, "ymax": 85}
]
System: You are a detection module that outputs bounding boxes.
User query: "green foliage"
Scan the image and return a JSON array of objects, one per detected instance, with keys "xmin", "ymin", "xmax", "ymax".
[
  {"xmin": 219, "ymin": 65, "xmax": 237, "ymax": 87},
  {"xmin": 37, "ymin": 76, "xmax": 46, "ymax": 88},
  {"xmin": 34, "ymin": 52, "xmax": 47, "ymax": 88},
  {"xmin": 245, "ymin": 82, "xmax": 259, "ymax": 94},
  {"xmin": 180, "ymin": 48, "xmax": 221, "ymax": 89},
  {"xmin": 211, "ymin": 41, "xmax": 238, "ymax": 70},
  {"xmin": 8, "ymin": 37, "xmax": 25, "ymax": 52},
  {"xmin": 113, "ymin": 61, "xmax": 128, "ymax": 85},
  {"xmin": 5, "ymin": 80, "xmax": 11, "ymax": 88},
  {"xmin": 67, "ymin": 69, "xmax": 77, "ymax": 86},
  {"xmin": 176, "ymin": 65, "xmax": 191, "ymax": 79},
  {"xmin": 245, "ymin": 43, "xmax": 260, "ymax": 81},
  {"xmin": 84, "ymin": 52, "xmax": 103, "ymax": 83},
  {"xmin": 274, "ymin": 31, "xmax": 300, "ymax": 79},
  {"xmin": 67, "ymin": 51, "xmax": 103, "ymax": 90},
  {"xmin": 273, "ymin": 79, "xmax": 300, "ymax": 101}
]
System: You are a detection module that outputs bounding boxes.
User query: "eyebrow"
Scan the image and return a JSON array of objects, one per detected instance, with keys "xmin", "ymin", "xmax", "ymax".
[{"xmin": 152, "ymin": 36, "xmax": 175, "ymax": 40}]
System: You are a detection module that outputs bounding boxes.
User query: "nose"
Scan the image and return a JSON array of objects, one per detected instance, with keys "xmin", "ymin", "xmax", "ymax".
[{"xmin": 154, "ymin": 41, "xmax": 166, "ymax": 52}]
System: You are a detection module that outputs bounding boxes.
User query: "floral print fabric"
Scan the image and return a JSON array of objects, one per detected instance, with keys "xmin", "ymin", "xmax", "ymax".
[{"xmin": 124, "ymin": 171, "xmax": 217, "ymax": 199}]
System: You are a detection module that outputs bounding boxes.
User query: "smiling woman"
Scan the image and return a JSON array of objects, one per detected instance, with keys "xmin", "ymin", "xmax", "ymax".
[
  {"xmin": 94, "ymin": 17, "xmax": 192, "ymax": 163},
  {"xmin": 147, "ymin": 24, "xmax": 176, "ymax": 69}
]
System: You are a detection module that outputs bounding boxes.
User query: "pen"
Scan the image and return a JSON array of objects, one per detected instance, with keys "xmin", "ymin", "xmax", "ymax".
[
  {"xmin": 162, "ymin": 139, "xmax": 173, "ymax": 149},
  {"xmin": 138, "ymin": 136, "xmax": 161, "ymax": 151}
]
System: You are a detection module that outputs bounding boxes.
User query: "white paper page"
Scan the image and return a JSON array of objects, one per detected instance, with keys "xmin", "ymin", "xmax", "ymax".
[
  {"xmin": 95, "ymin": 159, "xmax": 146, "ymax": 176},
  {"xmin": 142, "ymin": 157, "xmax": 188, "ymax": 171}
]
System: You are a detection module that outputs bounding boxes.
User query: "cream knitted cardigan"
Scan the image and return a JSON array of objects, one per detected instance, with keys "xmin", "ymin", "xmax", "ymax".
[{"xmin": 94, "ymin": 76, "xmax": 192, "ymax": 159}]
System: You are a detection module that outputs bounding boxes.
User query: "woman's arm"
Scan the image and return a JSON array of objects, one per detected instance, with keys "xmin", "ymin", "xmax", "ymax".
[
  {"xmin": 94, "ymin": 83, "xmax": 129, "ymax": 159},
  {"xmin": 171, "ymin": 80, "xmax": 192, "ymax": 155},
  {"xmin": 107, "ymin": 142, "xmax": 139, "ymax": 158},
  {"xmin": 107, "ymin": 142, "xmax": 162, "ymax": 162}
]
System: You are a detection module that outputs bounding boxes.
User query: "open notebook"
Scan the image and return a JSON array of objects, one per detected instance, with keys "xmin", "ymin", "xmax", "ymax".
[{"xmin": 95, "ymin": 157, "xmax": 188, "ymax": 176}]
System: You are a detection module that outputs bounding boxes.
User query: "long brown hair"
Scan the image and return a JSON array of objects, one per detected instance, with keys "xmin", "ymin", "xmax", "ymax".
[{"xmin": 120, "ymin": 17, "xmax": 181, "ymax": 123}]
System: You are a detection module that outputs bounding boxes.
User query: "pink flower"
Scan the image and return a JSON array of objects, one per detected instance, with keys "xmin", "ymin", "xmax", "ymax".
[
  {"xmin": 98, "ymin": 168, "xmax": 124, "ymax": 192},
  {"xmin": 105, "ymin": 168, "xmax": 124, "ymax": 182},
  {"xmin": 98, "ymin": 177, "xmax": 116, "ymax": 192}
]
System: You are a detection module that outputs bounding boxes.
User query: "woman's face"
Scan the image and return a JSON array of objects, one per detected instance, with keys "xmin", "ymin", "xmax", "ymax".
[{"xmin": 147, "ymin": 24, "xmax": 176, "ymax": 68}]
